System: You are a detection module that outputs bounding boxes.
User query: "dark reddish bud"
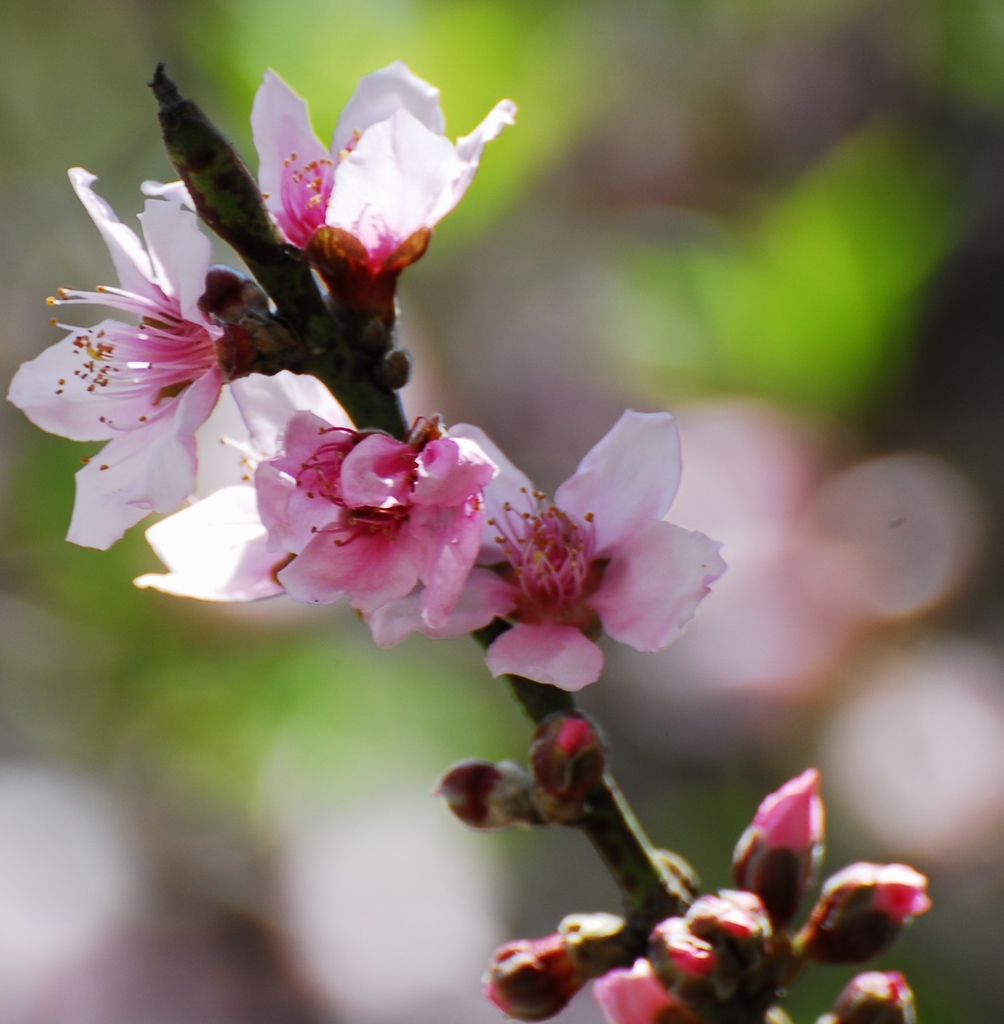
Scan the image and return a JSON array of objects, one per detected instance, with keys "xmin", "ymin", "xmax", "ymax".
[
  {"xmin": 374, "ymin": 347, "xmax": 412, "ymax": 390},
  {"xmin": 733, "ymin": 768, "xmax": 825, "ymax": 930},
  {"xmin": 199, "ymin": 265, "xmax": 270, "ymax": 323},
  {"xmin": 530, "ymin": 710, "xmax": 607, "ymax": 801},
  {"xmin": 484, "ymin": 933, "xmax": 583, "ymax": 1021},
  {"xmin": 820, "ymin": 972, "xmax": 916, "ymax": 1024},
  {"xmin": 801, "ymin": 863, "xmax": 931, "ymax": 965},
  {"xmin": 435, "ymin": 758, "xmax": 540, "ymax": 831}
]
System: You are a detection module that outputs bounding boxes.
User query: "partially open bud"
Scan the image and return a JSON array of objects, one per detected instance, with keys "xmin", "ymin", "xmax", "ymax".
[
  {"xmin": 801, "ymin": 863, "xmax": 931, "ymax": 965},
  {"xmin": 484, "ymin": 933, "xmax": 583, "ymax": 1021},
  {"xmin": 593, "ymin": 958, "xmax": 702, "ymax": 1024},
  {"xmin": 530, "ymin": 710, "xmax": 607, "ymax": 801},
  {"xmin": 733, "ymin": 768, "xmax": 825, "ymax": 930},
  {"xmin": 819, "ymin": 971, "xmax": 916, "ymax": 1024},
  {"xmin": 435, "ymin": 758, "xmax": 540, "ymax": 830},
  {"xmin": 651, "ymin": 891, "xmax": 775, "ymax": 1009}
]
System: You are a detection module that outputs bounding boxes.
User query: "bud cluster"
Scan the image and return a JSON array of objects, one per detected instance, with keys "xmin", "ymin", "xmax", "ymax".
[{"xmin": 470, "ymin": 768, "xmax": 930, "ymax": 1023}]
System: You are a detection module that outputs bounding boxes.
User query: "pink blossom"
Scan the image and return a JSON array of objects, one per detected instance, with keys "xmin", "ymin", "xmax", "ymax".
[
  {"xmin": 822, "ymin": 863, "xmax": 932, "ymax": 924},
  {"xmin": 369, "ymin": 411, "xmax": 725, "ymax": 691},
  {"xmin": 8, "ymin": 169, "xmax": 224, "ymax": 549},
  {"xmin": 593, "ymin": 959, "xmax": 681, "ymax": 1024},
  {"xmin": 255, "ymin": 414, "xmax": 497, "ymax": 623},
  {"xmin": 134, "ymin": 371, "xmax": 349, "ymax": 602},
  {"xmin": 251, "ymin": 62, "xmax": 516, "ymax": 259}
]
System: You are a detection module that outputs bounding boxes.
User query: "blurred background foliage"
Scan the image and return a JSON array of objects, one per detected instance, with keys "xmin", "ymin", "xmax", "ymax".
[{"xmin": 2, "ymin": 0, "xmax": 1004, "ymax": 1021}]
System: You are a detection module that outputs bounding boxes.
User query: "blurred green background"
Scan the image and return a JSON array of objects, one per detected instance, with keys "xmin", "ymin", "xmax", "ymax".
[{"xmin": 2, "ymin": 0, "xmax": 1004, "ymax": 1021}]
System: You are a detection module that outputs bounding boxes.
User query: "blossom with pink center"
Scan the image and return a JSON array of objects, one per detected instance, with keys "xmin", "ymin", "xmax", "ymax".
[
  {"xmin": 593, "ymin": 959, "xmax": 685, "ymax": 1024},
  {"xmin": 368, "ymin": 410, "xmax": 726, "ymax": 691},
  {"xmin": 732, "ymin": 768, "xmax": 825, "ymax": 928},
  {"xmin": 251, "ymin": 61, "xmax": 516, "ymax": 260},
  {"xmin": 8, "ymin": 168, "xmax": 225, "ymax": 549},
  {"xmin": 255, "ymin": 413, "xmax": 497, "ymax": 622}
]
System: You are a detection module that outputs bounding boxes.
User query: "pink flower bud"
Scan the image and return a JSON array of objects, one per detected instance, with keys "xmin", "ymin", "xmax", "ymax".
[
  {"xmin": 733, "ymin": 768, "xmax": 825, "ymax": 930},
  {"xmin": 802, "ymin": 863, "xmax": 931, "ymax": 964},
  {"xmin": 435, "ymin": 758, "xmax": 539, "ymax": 830},
  {"xmin": 530, "ymin": 710, "xmax": 607, "ymax": 801},
  {"xmin": 650, "ymin": 917, "xmax": 717, "ymax": 979},
  {"xmin": 822, "ymin": 971, "xmax": 916, "ymax": 1024},
  {"xmin": 594, "ymin": 959, "xmax": 701, "ymax": 1024},
  {"xmin": 484, "ymin": 933, "xmax": 583, "ymax": 1021}
]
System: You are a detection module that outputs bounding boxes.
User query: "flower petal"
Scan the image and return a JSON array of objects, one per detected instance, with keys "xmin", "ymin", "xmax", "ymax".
[
  {"xmin": 138, "ymin": 197, "xmax": 212, "ymax": 324},
  {"xmin": 326, "ymin": 109, "xmax": 460, "ymax": 261},
  {"xmin": 411, "ymin": 503, "xmax": 485, "ymax": 628},
  {"xmin": 250, "ymin": 70, "xmax": 329, "ymax": 230},
  {"xmin": 485, "ymin": 622, "xmax": 604, "ymax": 691},
  {"xmin": 135, "ymin": 485, "xmax": 285, "ymax": 602},
  {"xmin": 593, "ymin": 959, "xmax": 678, "ymax": 1024},
  {"xmin": 555, "ymin": 410, "xmax": 682, "ymax": 556},
  {"xmin": 332, "ymin": 60, "xmax": 446, "ymax": 154},
  {"xmin": 340, "ymin": 433, "xmax": 415, "ymax": 508},
  {"xmin": 427, "ymin": 98, "xmax": 517, "ymax": 226},
  {"xmin": 590, "ymin": 520, "xmax": 725, "ymax": 652},
  {"xmin": 413, "ymin": 436, "xmax": 497, "ymax": 507},
  {"xmin": 66, "ymin": 366, "xmax": 223, "ymax": 549},
  {"xmin": 366, "ymin": 568, "xmax": 516, "ymax": 647},
  {"xmin": 140, "ymin": 179, "xmax": 195, "ymax": 208},
  {"xmin": 68, "ymin": 168, "xmax": 156, "ymax": 301}
]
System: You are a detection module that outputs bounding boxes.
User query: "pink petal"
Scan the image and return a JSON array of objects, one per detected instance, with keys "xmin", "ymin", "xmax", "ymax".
[
  {"xmin": 326, "ymin": 109, "xmax": 459, "ymax": 261},
  {"xmin": 7, "ymin": 321, "xmax": 144, "ymax": 441},
  {"xmin": 137, "ymin": 197, "xmax": 212, "ymax": 324},
  {"xmin": 555, "ymin": 411, "xmax": 682, "ymax": 556},
  {"xmin": 590, "ymin": 521, "xmax": 725, "ymax": 652},
  {"xmin": 254, "ymin": 461, "xmax": 334, "ymax": 554},
  {"xmin": 66, "ymin": 367, "xmax": 222, "ymax": 549},
  {"xmin": 754, "ymin": 768, "xmax": 824, "ymax": 851},
  {"xmin": 366, "ymin": 568, "xmax": 516, "ymax": 647},
  {"xmin": 250, "ymin": 70, "xmax": 329, "ymax": 230},
  {"xmin": 134, "ymin": 485, "xmax": 284, "ymax": 602},
  {"xmin": 411, "ymin": 503, "xmax": 485, "ymax": 628},
  {"xmin": 340, "ymin": 433, "xmax": 415, "ymax": 508},
  {"xmin": 593, "ymin": 959, "xmax": 677, "ymax": 1024},
  {"xmin": 447, "ymin": 423, "xmax": 535, "ymax": 562},
  {"xmin": 68, "ymin": 168, "xmax": 156, "ymax": 302},
  {"xmin": 428, "ymin": 99, "xmax": 517, "ymax": 225},
  {"xmin": 278, "ymin": 529, "xmax": 420, "ymax": 610},
  {"xmin": 332, "ymin": 60, "xmax": 445, "ymax": 154},
  {"xmin": 229, "ymin": 370, "xmax": 350, "ymax": 458},
  {"xmin": 413, "ymin": 436, "xmax": 497, "ymax": 507},
  {"xmin": 485, "ymin": 623, "xmax": 604, "ymax": 690}
]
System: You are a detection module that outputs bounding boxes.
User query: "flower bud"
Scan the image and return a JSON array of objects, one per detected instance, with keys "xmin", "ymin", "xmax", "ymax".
[
  {"xmin": 484, "ymin": 933, "xmax": 583, "ymax": 1021},
  {"xmin": 530, "ymin": 710, "xmax": 607, "ymax": 801},
  {"xmin": 435, "ymin": 758, "xmax": 540, "ymax": 831},
  {"xmin": 199, "ymin": 265, "xmax": 270, "ymax": 323},
  {"xmin": 559, "ymin": 912, "xmax": 633, "ymax": 978},
  {"xmin": 593, "ymin": 958, "xmax": 701, "ymax": 1024},
  {"xmin": 651, "ymin": 891, "xmax": 775, "ymax": 1008},
  {"xmin": 801, "ymin": 863, "xmax": 931, "ymax": 965},
  {"xmin": 654, "ymin": 849, "xmax": 701, "ymax": 905},
  {"xmin": 819, "ymin": 972, "xmax": 916, "ymax": 1024},
  {"xmin": 733, "ymin": 768, "xmax": 825, "ymax": 930}
]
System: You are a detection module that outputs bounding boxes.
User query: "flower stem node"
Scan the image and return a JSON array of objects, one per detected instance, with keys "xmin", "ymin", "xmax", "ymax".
[
  {"xmin": 800, "ymin": 863, "xmax": 931, "ymax": 965},
  {"xmin": 435, "ymin": 758, "xmax": 541, "ymax": 831},
  {"xmin": 818, "ymin": 972, "xmax": 917, "ymax": 1024},
  {"xmin": 484, "ymin": 933, "xmax": 583, "ymax": 1021},
  {"xmin": 653, "ymin": 849, "xmax": 701, "ymax": 906},
  {"xmin": 732, "ymin": 768, "xmax": 825, "ymax": 930},
  {"xmin": 530, "ymin": 710, "xmax": 607, "ymax": 801}
]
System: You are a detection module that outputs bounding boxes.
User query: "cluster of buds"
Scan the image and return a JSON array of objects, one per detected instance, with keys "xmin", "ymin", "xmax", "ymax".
[
  {"xmin": 436, "ymin": 709, "xmax": 608, "ymax": 830},
  {"xmin": 468, "ymin": 768, "xmax": 930, "ymax": 1023}
]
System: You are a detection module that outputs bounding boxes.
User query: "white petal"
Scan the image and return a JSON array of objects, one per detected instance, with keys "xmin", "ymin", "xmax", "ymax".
[
  {"xmin": 485, "ymin": 623, "xmax": 604, "ymax": 691},
  {"xmin": 141, "ymin": 180, "xmax": 195, "ymax": 209},
  {"xmin": 135, "ymin": 486, "xmax": 284, "ymax": 602},
  {"xmin": 68, "ymin": 168, "xmax": 156, "ymax": 300},
  {"xmin": 555, "ymin": 411, "xmax": 682, "ymax": 555},
  {"xmin": 326, "ymin": 110, "xmax": 459, "ymax": 258},
  {"xmin": 138, "ymin": 198, "xmax": 212, "ymax": 324},
  {"xmin": 427, "ymin": 99, "xmax": 517, "ymax": 226},
  {"xmin": 590, "ymin": 521, "xmax": 725, "ymax": 652},
  {"xmin": 251, "ymin": 70, "xmax": 329, "ymax": 218},
  {"xmin": 230, "ymin": 371, "xmax": 350, "ymax": 458},
  {"xmin": 332, "ymin": 61, "xmax": 446, "ymax": 154}
]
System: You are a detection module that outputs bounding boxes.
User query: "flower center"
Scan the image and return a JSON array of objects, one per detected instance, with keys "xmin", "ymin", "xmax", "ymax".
[
  {"xmin": 279, "ymin": 151, "xmax": 335, "ymax": 247},
  {"xmin": 489, "ymin": 488, "xmax": 603, "ymax": 629}
]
